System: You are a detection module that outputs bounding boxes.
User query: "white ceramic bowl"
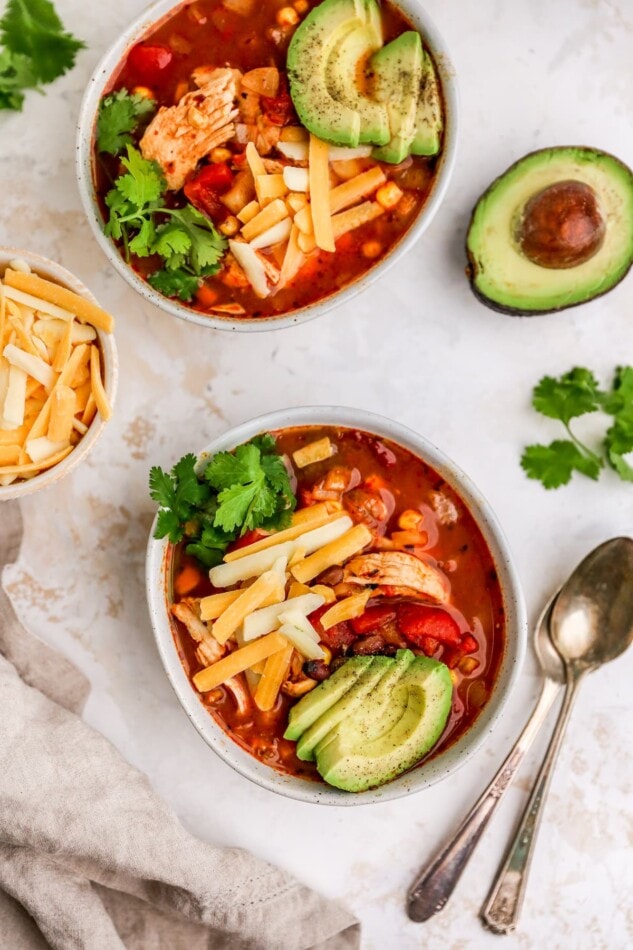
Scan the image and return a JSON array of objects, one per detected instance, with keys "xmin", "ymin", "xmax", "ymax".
[
  {"xmin": 146, "ymin": 406, "xmax": 526, "ymax": 805},
  {"xmin": 76, "ymin": 0, "xmax": 458, "ymax": 332},
  {"xmin": 0, "ymin": 248, "xmax": 118, "ymax": 500}
]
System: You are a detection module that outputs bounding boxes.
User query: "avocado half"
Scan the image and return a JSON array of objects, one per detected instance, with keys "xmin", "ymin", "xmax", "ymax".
[{"xmin": 466, "ymin": 146, "xmax": 633, "ymax": 315}]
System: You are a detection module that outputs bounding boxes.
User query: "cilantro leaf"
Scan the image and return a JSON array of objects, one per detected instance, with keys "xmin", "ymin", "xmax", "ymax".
[
  {"xmin": 172, "ymin": 454, "xmax": 210, "ymax": 507},
  {"xmin": 152, "ymin": 222, "xmax": 192, "ymax": 269},
  {"xmin": 168, "ymin": 205, "xmax": 227, "ymax": 275},
  {"xmin": 128, "ymin": 217, "xmax": 156, "ymax": 258},
  {"xmin": 0, "ymin": 0, "xmax": 84, "ymax": 85},
  {"xmin": 97, "ymin": 88, "xmax": 156, "ymax": 155},
  {"xmin": 601, "ymin": 366, "xmax": 633, "ymax": 416},
  {"xmin": 117, "ymin": 145, "xmax": 165, "ymax": 210},
  {"xmin": 604, "ymin": 410, "xmax": 633, "ymax": 482},
  {"xmin": 521, "ymin": 440, "xmax": 602, "ymax": 489},
  {"xmin": 150, "ymin": 434, "xmax": 297, "ymax": 567},
  {"xmin": 532, "ymin": 368, "xmax": 602, "ymax": 425},
  {"xmin": 0, "ymin": 48, "xmax": 37, "ymax": 109},
  {"xmin": 148, "ymin": 268, "xmax": 201, "ymax": 302}
]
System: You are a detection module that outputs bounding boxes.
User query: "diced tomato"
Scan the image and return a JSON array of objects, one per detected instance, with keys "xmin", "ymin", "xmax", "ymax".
[
  {"xmin": 261, "ymin": 79, "xmax": 295, "ymax": 126},
  {"xmin": 127, "ymin": 43, "xmax": 174, "ymax": 82},
  {"xmin": 350, "ymin": 605, "xmax": 396, "ymax": 635},
  {"xmin": 226, "ymin": 529, "xmax": 267, "ymax": 553},
  {"xmin": 397, "ymin": 603, "xmax": 462, "ymax": 647},
  {"xmin": 461, "ymin": 633, "xmax": 478, "ymax": 655},
  {"xmin": 184, "ymin": 163, "xmax": 234, "ymax": 222},
  {"xmin": 174, "ymin": 563, "xmax": 204, "ymax": 596},
  {"xmin": 308, "ymin": 605, "xmax": 356, "ymax": 651}
]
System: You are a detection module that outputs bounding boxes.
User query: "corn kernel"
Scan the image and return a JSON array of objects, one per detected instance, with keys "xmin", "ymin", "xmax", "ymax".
[
  {"xmin": 321, "ymin": 646, "xmax": 333, "ymax": 664},
  {"xmin": 276, "ymin": 6, "xmax": 299, "ymax": 26},
  {"xmin": 459, "ymin": 656, "xmax": 479, "ymax": 676},
  {"xmin": 210, "ymin": 146, "xmax": 232, "ymax": 164},
  {"xmin": 376, "ymin": 182, "xmax": 404, "ymax": 210},
  {"xmin": 449, "ymin": 669, "xmax": 459, "ymax": 687},
  {"xmin": 294, "ymin": 0, "xmax": 309, "ymax": 11},
  {"xmin": 132, "ymin": 85, "xmax": 155, "ymax": 100},
  {"xmin": 398, "ymin": 508, "xmax": 424, "ymax": 531},
  {"xmin": 219, "ymin": 215, "xmax": 240, "ymax": 237},
  {"xmin": 362, "ymin": 240, "xmax": 382, "ymax": 259}
]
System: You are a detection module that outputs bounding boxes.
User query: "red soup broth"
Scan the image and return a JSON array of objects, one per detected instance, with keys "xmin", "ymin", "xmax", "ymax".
[
  {"xmin": 168, "ymin": 426, "xmax": 506, "ymax": 784},
  {"xmin": 94, "ymin": 0, "xmax": 445, "ymax": 320}
]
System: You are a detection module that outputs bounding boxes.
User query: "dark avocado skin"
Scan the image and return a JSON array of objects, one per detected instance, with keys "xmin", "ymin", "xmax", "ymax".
[{"xmin": 465, "ymin": 146, "xmax": 633, "ymax": 316}]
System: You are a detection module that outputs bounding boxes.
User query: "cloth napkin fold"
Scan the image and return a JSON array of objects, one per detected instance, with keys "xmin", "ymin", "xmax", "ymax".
[{"xmin": 0, "ymin": 500, "xmax": 360, "ymax": 950}]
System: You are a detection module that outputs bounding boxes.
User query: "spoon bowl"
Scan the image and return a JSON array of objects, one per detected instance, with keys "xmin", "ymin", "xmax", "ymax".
[{"xmin": 550, "ymin": 537, "xmax": 633, "ymax": 668}]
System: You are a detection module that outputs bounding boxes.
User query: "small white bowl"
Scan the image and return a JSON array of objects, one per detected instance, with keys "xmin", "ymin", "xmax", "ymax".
[
  {"xmin": 146, "ymin": 406, "xmax": 526, "ymax": 805},
  {"xmin": 76, "ymin": 0, "xmax": 458, "ymax": 332},
  {"xmin": 0, "ymin": 248, "xmax": 118, "ymax": 500}
]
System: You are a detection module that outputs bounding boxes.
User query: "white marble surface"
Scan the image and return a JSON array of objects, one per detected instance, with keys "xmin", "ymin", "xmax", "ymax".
[{"xmin": 2, "ymin": 0, "xmax": 633, "ymax": 946}]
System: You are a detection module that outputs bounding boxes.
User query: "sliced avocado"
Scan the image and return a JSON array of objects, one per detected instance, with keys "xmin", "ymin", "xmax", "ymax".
[
  {"xmin": 284, "ymin": 655, "xmax": 373, "ymax": 741},
  {"xmin": 287, "ymin": 0, "xmax": 366, "ymax": 147},
  {"xmin": 295, "ymin": 655, "xmax": 393, "ymax": 762},
  {"xmin": 316, "ymin": 651, "xmax": 453, "ymax": 792},
  {"xmin": 466, "ymin": 146, "xmax": 633, "ymax": 315},
  {"xmin": 370, "ymin": 32, "xmax": 422, "ymax": 164},
  {"xmin": 326, "ymin": 0, "xmax": 390, "ymax": 146},
  {"xmin": 410, "ymin": 49, "xmax": 443, "ymax": 157}
]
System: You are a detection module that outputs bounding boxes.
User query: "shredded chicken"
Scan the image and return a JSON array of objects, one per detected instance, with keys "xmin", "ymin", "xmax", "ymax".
[
  {"xmin": 342, "ymin": 551, "xmax": 450, "ymax": 604},
  {"xmin": 172, "ymin": 601, "xmax": 225, "ymax": 663},
  {"xmin": 429, "ymin": 491, "xmax": 458, "ymax": 526},
  {"xmin": 224, "ymin": 676, "xmax": 250, "ymax": 716},
  {"xmin": 140, "ymin": 68, "xmax": 239, "ymax": 190}
]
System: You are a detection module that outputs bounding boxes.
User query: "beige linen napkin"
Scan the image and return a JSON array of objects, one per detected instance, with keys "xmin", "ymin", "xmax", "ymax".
[{"xmin": 0, "ymin": 500, "xmax": 360, "ymax": 950}]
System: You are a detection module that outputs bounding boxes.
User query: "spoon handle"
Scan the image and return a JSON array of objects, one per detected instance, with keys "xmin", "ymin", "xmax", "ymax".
[
  {"xmin": 480, "ymin": 670, "xmax": 586, "ymax": 934},
  {"xmin": 406, "ymin": 677, "xmax": 560, "ymax": 922}
]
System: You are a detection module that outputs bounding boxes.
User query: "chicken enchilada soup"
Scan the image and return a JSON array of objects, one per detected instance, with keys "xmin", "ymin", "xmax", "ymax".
[
  {"xmin": 151, "ymin": 427, "xmax": 505, "ymax": 792},
  {"xmin": 94, "ymin": 0, "xmax": 445, "ymax": 320}
]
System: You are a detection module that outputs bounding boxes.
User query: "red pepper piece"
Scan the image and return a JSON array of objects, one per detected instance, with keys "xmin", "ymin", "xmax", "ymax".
[
  {"xmin": 308, "ymin": 605, "xmax": 356, "ymax": 651},
  {"xmin": 127, "ymin": 43, "xmax": 174, "ymax": 82},
  {"xmin": 184, "ymin": 163, "xmax": 234, "ymax": 222},
  {"xmin": 350, "ymin": 605, "xmax": 397, "ymax": 635},
  {"xmin": 261, "ymin": 77, "xmax": 295, "ymax": 127},
  {"xmin": 397, "ymin": 603, "xmax": 462, "ymax": 647}
]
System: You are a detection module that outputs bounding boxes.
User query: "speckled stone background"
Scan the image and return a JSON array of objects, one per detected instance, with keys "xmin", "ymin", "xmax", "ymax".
[{"xmin": 1, "ymin": 0, "xmax": 632, "ymax": 947}]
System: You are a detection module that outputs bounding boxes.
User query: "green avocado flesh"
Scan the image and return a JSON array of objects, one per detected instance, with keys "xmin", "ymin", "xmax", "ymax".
[
  {"xmin": 410, "ymin": 49, "xmax": 443, "ymax": 156},
  {"xmin": 466, "ymin": 146, "xmax": 633, "ymax": 315},
  {"xmin": 284, "ymin": 650, "xmax": 453, "ymax": 792},
  {"xmin": 371, "ymin": 32, "xmax": 422, "ymax": 164},
  {"xmin": 287, "ymin": 0, "xmax": 443, "ymax": 161}
]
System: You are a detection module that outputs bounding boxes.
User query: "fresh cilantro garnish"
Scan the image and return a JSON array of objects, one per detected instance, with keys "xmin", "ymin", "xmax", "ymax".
[
  {"xmin": 150, "ymin": 435, "xmax": 296, "ymax": 568},
  {"xmin": 0, "ymin": 0, "xmax": 84, "ymax": 110},
  {"xmin": 96, "ymin": 88, "xmax": 156, "ymax": 155},
  {"xmin": 103, "ymin": 146, "xmax": 227, "ymax": 289},
  {"xmin": 148, "ymin": 267, "xmax": 201, "ymax": 302},
  {"xmin": 521, "ymin": 365, "xmax": 633, "ymax": 489}
]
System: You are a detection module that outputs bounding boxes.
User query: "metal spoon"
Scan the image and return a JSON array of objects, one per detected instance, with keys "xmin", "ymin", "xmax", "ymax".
[
  {"xmin": 481, "ymin": 536, "xmax": 633, "ymax": 933},
  {"xmin": 407, "ymin": 591, "xmax": 565, "ymax": 921}
]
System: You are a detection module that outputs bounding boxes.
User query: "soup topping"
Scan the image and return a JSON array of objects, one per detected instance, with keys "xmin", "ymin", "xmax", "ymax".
[
  {"xmin": 152, "ymin": 427, "xmax": 505, "ymax": 791},
  {"xmin": 0, "ymin": 263, "xmax": 114, "ymax": 486},
  {"xmin": 94, "ymin": 0, "xmax": 444, "ymax": 318}
]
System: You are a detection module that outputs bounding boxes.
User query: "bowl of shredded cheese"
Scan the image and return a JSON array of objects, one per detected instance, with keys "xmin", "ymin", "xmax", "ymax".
[{"xmin": 0, "ymin": 248, "xmax": 118, "ymax": 499}]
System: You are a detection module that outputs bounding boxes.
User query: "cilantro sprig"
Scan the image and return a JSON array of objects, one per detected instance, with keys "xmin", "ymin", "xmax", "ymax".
[
  {"xmin": 96, "ymin": 88, "xmax": 156, "ymax": 155},
  {"xmin": 0, "ymin": 0, "xmax": 84, "ymax": 111},
  {"xmin": 150, "ymin": 435, "xmax": 297, "ymax": 568},
  {"xmin": 104, "ymin": 146, "xmax": 227, "ymax": 299},
  {"xmin": 521, "ymin": 366, "xmax": 633, "ymax": 488}
]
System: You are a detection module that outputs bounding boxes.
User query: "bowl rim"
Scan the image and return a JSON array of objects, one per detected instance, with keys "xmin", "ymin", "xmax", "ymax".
[
  {"xmin": 76, "ymin": 0, "xmax": 459, "ymax": 333},
  {"xmin": 0, "ymin": 247, "xmax": 119, "ymax": 500},
  {"xmin": 145, "ymin": 406, "xmax": 527, "ymax": 805}
]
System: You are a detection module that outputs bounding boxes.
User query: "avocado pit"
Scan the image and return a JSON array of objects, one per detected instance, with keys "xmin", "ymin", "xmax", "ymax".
[{"xmin": 517, "ymin": 180, "xmax": 606, "ymax": 269}]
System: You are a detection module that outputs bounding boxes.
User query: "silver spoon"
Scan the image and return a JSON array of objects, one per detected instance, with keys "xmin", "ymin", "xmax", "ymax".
[
  {"xmin": 481, "ymin": 536, "xmax": 633, "ymax": 933},
  {"xmin": 407, "ymin": 590, "xmax": 565, "ymax": 921}
]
